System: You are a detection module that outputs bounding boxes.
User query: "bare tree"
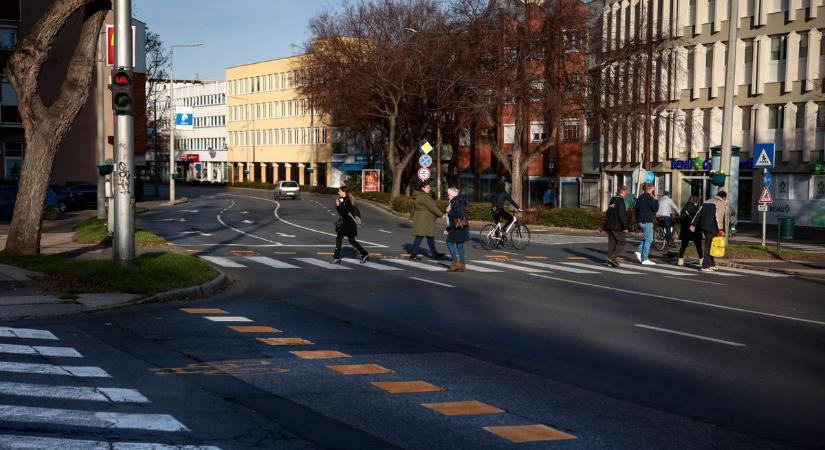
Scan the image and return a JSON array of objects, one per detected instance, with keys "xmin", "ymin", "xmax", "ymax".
[
  {"xmin": 144, "ymin": 29, "xmax": 169, "ymax": 194},
  {"xmin": 3, "ymin": 0, "xmax": 110, "ymax": 255}
]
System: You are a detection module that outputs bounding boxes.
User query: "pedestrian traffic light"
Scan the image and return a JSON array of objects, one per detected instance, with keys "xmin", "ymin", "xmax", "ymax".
[{"xmin": 110, "ymin": 69, "xmax": 133, "ymax": 115}]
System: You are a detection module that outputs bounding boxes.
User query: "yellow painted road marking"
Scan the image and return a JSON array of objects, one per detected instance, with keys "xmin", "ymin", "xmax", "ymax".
[
  {"xmin": 181, "ymin": 308, "xmax": 228, "ymax": 314},
  {"xmin": 258, "ymin": 337, "xmax": 314, "ymax": 346},
  {"xmin": 327, "ymin": 364, "xmax": 394, "ymax": 375},
  {"xmin": 229, "ymin": 326, "xmax": 282, "ymax": 333},
  {"xmin": 567, "ymin": 256, "xmax": 586, "ymax": 260},
  {"xmin": 371, "ymin": 381, "xmax": 442, "ymax": 394},
  {"xmin": 525, "ymin": 256, "xmax": 548, "ymax": 259},
  {"xmin": 317, "ymin": 252, "xmax": 334, "ymax": 256},
  {"xmin": 484, "ymin": 424, "xmax": 576, "ymax": 443},
  {"xmin": 422, "ymin": 400, "xmax": 504, "ymax": 416},
  {"xmin": 290, "ymin": 350, "xmax": 350, "ymax": 360}
]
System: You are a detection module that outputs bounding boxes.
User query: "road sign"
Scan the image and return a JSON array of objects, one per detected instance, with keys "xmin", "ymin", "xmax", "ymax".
[
  {"xmin": 420, "ymin": 141, "xmax": 433, "ymax": 154},
  {"xmin": 418, "ymin": 154, "xmax": 432, "ymax": 168},
  {"xmin": 758, "ymin": 187, "xmax": 773, "ymax": 204},
  {"xmin": 417, "ymin": 167, "xmax": 431, "ymax": 181},
  {"xmin": 753, "ymin": 143, "xmax": 775, "ymax": 169},
  {"xmin": 644, "ymin": 171, "xmax": 655, "ymax": 184},
  {"xmin": 758, "ymin": 204, "xmax": 768, "ymax": 212},
  {"xmin": 763, "ymin": 170, "xmax": 771, "ymax": 188}
]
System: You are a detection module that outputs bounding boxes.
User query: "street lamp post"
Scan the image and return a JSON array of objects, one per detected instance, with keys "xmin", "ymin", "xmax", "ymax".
[{"xmin": 168, "ymin": 43, "xmax": 202, "ymax": 204}]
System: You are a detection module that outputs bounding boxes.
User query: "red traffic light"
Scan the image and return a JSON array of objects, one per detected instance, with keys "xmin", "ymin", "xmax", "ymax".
[{"xmin": 113, "ymin": 72, "xmax": 131, "ymax": 86}]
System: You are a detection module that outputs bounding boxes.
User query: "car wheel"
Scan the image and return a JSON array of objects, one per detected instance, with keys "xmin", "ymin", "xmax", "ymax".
[{"xmin": 44, "ymin": 207, "xmax": 60, "ymax": 221}]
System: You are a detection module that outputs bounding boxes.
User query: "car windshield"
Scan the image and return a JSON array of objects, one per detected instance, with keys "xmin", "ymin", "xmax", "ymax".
[{"xmin": 281, "ymin": 182, "xmax": 299, "ymax": 188}]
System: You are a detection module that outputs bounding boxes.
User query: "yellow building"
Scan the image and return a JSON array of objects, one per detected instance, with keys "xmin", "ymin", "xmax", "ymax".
[{"xmin": 225, "ymin": 55, "xmax": 331, "ymax": 185}]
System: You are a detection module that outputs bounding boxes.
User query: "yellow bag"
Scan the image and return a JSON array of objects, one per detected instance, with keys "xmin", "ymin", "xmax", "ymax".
[{"xmin": 710, "ymin": 236, "xmax": 726, "ymax": 258}]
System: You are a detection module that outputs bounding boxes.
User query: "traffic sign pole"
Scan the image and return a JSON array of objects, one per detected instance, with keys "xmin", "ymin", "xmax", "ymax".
[{"xmin": 762, "ymin": 169, "xmax": 767, "ymax": 247}]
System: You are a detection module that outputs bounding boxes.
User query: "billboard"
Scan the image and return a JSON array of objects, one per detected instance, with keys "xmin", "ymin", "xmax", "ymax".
[
  {"xmin": 106, "ymin": 25, "xmax": 136, "ymax": 67},
  {"xmin": 175, "ymin": 107, "xmax": 194, "ymax": 131},
  {"xmin": 362, "ymin": 169, "xmax": 380, "ymax": 193}
]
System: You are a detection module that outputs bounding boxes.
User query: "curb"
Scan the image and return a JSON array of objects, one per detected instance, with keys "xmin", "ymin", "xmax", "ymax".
[{"xmin": 716, "ymin": 260, "xmax": 825, "ymax": 278}]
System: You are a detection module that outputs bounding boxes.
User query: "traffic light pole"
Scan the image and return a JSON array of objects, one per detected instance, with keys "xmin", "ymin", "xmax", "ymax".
[{"xmin": 113, "ymin": 0, "xmax": 135, "ymax": 266}]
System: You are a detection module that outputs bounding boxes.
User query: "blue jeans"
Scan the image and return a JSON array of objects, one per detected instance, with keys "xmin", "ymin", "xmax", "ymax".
[
  {"xmin": 446, "ymin": 241, "xmax": 465, "ymax": 263},
  {"xmin": 637, "ymin": 222, "xmax": 653, "ymax": 261},
  {"xmin": 411, "ymin": 236, "xmax": 438, "ymax": 256},
  {"xmin": 660, "ymin": 216, "xmax": 674, "ymax": 243}
]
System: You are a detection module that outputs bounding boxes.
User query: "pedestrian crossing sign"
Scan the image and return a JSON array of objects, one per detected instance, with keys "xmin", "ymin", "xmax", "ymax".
[
  {"xmin": 758, "ymin": 187, "xmax": 773, "ymax": 204},
  {"xmin": 753, "ymin": 143, "xmax": 775, "ymax": 169}
]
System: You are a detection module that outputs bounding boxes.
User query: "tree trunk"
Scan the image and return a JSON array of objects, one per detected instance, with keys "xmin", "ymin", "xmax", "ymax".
[
  {"xmin": 510, "ymin": 149, "xmax": 523, "ymax": 208},
  {"xmin": 2, "ymin": 0, "xmax": 109, "ymax": 255}
]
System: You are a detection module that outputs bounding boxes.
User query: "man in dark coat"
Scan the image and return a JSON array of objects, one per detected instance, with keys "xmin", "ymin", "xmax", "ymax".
[
  {"xmin": 634, "ymin": 183, "xmax": 659, "ymax": 265},
  {"xmin": 691, "ymin": 191, "xmax": 727, "ymax": 271},
  {"xmin": 605, "ymin": 185, "xmax": 629, "ymax": 267}
]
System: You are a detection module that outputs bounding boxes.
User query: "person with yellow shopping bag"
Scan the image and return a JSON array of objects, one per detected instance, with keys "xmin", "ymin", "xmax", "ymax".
[{"xmin": 689, "ymin": 191, "xmax": 728, "ymax": 272}]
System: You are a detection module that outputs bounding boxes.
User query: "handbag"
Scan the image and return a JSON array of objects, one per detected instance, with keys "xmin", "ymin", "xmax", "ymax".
[
  {"xmin": 453, "ymin": 215, "xmax": 469, "ymax": 229},
  {"xmin": 710, "ymin": 236, "xmax": 726, "ymax": 258}
]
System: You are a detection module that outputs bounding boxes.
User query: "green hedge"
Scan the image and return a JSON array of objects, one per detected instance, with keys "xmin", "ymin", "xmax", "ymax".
[{"xmin": 537, "ymin": 208, "xmax": 606, "ymax": 230}]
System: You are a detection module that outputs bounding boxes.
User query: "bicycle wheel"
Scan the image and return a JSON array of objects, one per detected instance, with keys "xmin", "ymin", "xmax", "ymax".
[
  {"xmin": 479, "ymin": 224, "xmax": 500, "ymax": 250},
  {"xmin": 653, "ymin": 228, "xmax": 666, "ymax": 251},
  {"xmin": 510, "ymin": 224, "xmax": 531, "ymax": 250}
]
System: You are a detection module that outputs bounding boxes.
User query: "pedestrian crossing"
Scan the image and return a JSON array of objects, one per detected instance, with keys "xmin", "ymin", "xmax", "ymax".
[
  {"xmin": 198, "ymin": 254, "xmax": 789, "ymax": 280},
  {"xmin": 0, "ymin": 326, "xmax": 221, "ymax": 449}
]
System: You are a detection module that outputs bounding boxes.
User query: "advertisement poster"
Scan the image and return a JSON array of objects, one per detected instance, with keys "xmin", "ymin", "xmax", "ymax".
[{"xmin": 362, "ymin": 169, "xmax": 380, "ymax": 193}]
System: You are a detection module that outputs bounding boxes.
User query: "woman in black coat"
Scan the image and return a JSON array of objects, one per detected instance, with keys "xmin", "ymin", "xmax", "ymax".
[
  {"xmin": 444, "ymin": 187, "xmax": 470, "ymax": 272},
  {"xmin": 677, "ymin": 196, "xmax": 703, "ymax": 266},
  {"xmin": 333, "ymin": 186, "xmax": 369, "ymax": 264}
]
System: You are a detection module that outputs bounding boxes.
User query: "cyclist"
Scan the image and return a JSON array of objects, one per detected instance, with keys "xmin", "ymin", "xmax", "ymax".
[
  {"xmin": 489, "ymin": 182, "xmax": 523, "ymax": 231},
  {"xmin": 656, "ymin": 190, "xmax": 680, "ymax": 247}
]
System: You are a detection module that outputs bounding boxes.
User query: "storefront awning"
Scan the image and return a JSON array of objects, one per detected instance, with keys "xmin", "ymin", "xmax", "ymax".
[{"xmin": 338, "ymin": 163, "xmax": 366, "ymax": 173}]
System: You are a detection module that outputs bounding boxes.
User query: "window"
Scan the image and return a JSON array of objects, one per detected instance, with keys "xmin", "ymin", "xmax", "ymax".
[
  {"xmin": 770, "ymin": 35, "xmax": 787, "ymax": 61},
  {"xmin": 0, "ymin": 27, "xmax": 15, "ymax": 50},
  {"xmin": 741, "ymin": 106, "xmax": 752, "ymax": 131},
  {"xmin": 503, "ymin": 124, "xmax": 516, "ymax": 144},
  {"xmin": 687, "ymin": 46, "xmax": 695, "ymax": 86},
  {"xmin": 796, "ymin": 104, "xmax": 805, "ymax": 128},
  {"xmin": 562, "ymin": 120, "xmax": 580, "ymax": 142},
  {"xmin": 1, "ymin": 80, "xmax": 17, "ymax": 106},
  {"xmin": 768, "ymin": 104, "xmax": 784, "ymax": 129},
  {"xmin": 800, "ymin": 32, "xmax": 808, "ymax": 57},
  {"xmin": 531, "ymin": 122, "xmax": 548, "ymax": 143},
  {"xmin": 818, "ymin": 102, "xmax": 825, "ymax": 128},
  {"xmin": 705, "ymin": 45, "xmax": 713, "ymax": 87}
]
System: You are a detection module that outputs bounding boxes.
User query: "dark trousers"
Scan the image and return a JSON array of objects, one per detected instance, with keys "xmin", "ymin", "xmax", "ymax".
[
  {"xmin": 607, "ymin": 230, "xmax": 626, "ymax": 262},
  {"xmin": 334, "ymin": 232, "xmax": 367, "ymax": 259},
  {"xmin": 679, "ymin": 233, "xmax": 703, "ymax": 259},
  {"xmin": 702, "ymin": 231, "xmax": 716, "ymax": 268},
  {"xmin": 410, "ymin": 236, "xmax": 438, "ymax": 256}
]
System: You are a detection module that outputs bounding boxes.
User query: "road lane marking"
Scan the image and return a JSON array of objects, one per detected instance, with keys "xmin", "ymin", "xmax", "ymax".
[
  {"xmin": 409, "ymin": 277, "xmax": 455, "ymax": 288},
  {"xmin": 294, "ymin": 257, "xmax": 353, "ymax": 270},
  {"xmin": 484, "ymin": 424, "xmax": 576, "ymax": 443},
  {"xmin": 199, "ymin": 256, "xmax": 246, "ymax": 268},
  {"xmin": 217, "ymin": 213, "xmax": 280, "ymax": 245},
  {"xmin": 0, "ymin": 361, "xmax": 110, "ymax": 378},
  {"xmin": 0, "ymin": 404, "xmax": 189, "ymax": 431},
  {"xmin": 257, "ymin": 337, "xmax": 313, "ymax": 346},
  {"xmin": 276, "ymin": 232, "xmax": 296, "ymax": 237},
  {"xmin": 0, "ymin": 435, "xmax": 223, "ymax": 450},
  {"xmin": 716, "ymin": 266, "xmax": 789, "ymax": 277},
  {"xmin": 561, "ymin": 262, "xmax": 643, "ymax": 274},
  {"xmin": 327, "ymin": 364, "xmax": 394, "ymax": 375},
  {"xmin": 0, "ymin": 343, "xmax": 82, "ymax": 358},
  {"xmin": 492, "ymin": 250, "xmax": 519, "ymax": 255},
  {"xmin": 430, "ymin": 260, "xmax": 502, "ymax": 273},
  {"xmin": 515, "ymin": 261, "xmax": 599, "ymax": 274},
  {"xmin": 474, "ymin": 260, "xmax": 548, "ymax": 273},
  {"xmin": 371, "ymin": 381, "xmax": 442, "ymax": 394},
  {"xmin": 0, "ymin": 327, "xmax": 58, "ymax": 340},
  {"xmin": 381, "ymin": 259, "xmax": 444, "ymax": 271},
  {"xmin": 245, "ymin": 256, "xmax": 300, "ymax": 269},
  {"xmin": 530, "ymin": 274, "xmax": 825, "ymax": 326},
  {"xmin": 378, "ymin": 229, "xmax": 392, "ymax": 233},
  {"xmin": 341, "ymin": 258, "xmax": 403, "ymax": 270},
  {"xmin": 204, "ymin": 316, "xmax": 253, "ymax": 322},
  {"xmin": 181, "ymin": 308, "xmax": 228, "ymax": 314},
  {"xmin": 422, "ymin": 400, "xmax": 504, "ymax": 416},
  {"xmin": 657, "ymin": 263, "xmax": 741, "ymax": 277},
  {"xmin": 0, "ymin": 382, "xmax": 149, "ymax": 403},
  {"xmin": 229, "ymin": 326, "xmax": 281, "ymax": 333},
  {"xmin": 634, "ymin": 324, "xmax": 746, "ymax": 347},
  {"xmin": 620, "ymin": 264, "xmax": 696, "ymax": 276},
  {"xmin": 664, "ymin": 275, "xmax": 725, "ymax": 285}
]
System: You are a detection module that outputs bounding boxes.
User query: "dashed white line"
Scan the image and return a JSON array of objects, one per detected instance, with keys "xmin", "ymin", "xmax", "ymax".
[
  {"xmin": 378, "ymin": 229, "xmax": 392, "ymax": 234},
  {"xmin": 634, "ymin": 324, "xmax": 746, "ymax": 347},
  {"xmin": 409, "ymin": 277, "xmax": 454, "ymax": 288},
  {"xmin": 0, "ymin": 361, "xmax": 110, "ymax": 378}
]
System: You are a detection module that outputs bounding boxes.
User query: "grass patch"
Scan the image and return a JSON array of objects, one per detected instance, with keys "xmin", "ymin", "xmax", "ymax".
[
  {"xmin": 679, "ymin": 244, "xmax": 824, "ymax": 261},
  {"xmin": 73, "ymin": 217, "xmax": 167, "ymax": 248},
  {"xmin": 0, "ymin": 252, "xmax": 218, "ymax": 296}
]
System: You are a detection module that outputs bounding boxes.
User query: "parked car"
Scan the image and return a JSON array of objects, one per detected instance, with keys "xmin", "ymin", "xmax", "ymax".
[
  {"xmin": 0, "ymin": 186, "xmax": 15, "ymax": 220},
  {"xmin": 66, "ymin": 183, "xmax": 98, "ymax": 209},
  {"xmin": 0, "ymin": 185, "xmax": 62, "ymax": 220},
  {"xmin": 50, "ymin": 184, "xmax": 71, "ymax": 212},
  {"xmin": 274, "ymin": 181, "xmax": 301, "ymax": 200}
]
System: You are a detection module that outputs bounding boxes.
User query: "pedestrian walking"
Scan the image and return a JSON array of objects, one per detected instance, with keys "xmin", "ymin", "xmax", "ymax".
[
  {"xmin": 690, "ymin": 191, "xmax": 728, "ymax": 272},
  {"xmin": 677, "ymin": 196, "xmax": 703, "ymax": 266},
  {"xmin": 444, "ymin": 187, "xmax": 469, "ymax": 272},
  {"xmin": 605, "ymin": 185, "xmax": 629, "ymax": 267},
  {"xmin": 634, "ymin": 183, "xmax": 659, "ymax": 265},
  {"xmin": 332, "ymin": 185, "xmax": 369, "ymax": 264},
  {"xmin": 656, "ymin": 191, "xmax": 679, "ymax": 246},
  {"xmin": 409, "ymin": 182, "xmax": 445, "ymax": 260}
]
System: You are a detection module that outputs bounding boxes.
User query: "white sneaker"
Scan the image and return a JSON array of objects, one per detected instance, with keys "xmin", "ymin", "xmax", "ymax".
[
  {"xmin": 677, "ymin": 258, "xmax": 684, "ymax": 266},
  {"xmin": 710, "ymin": 266, "xmax": 719, "ymax": 271},
  {"xmin": 701, "ymin": 267, "xmax": 714, "ymax": 272},
  {"xmin": 642, "ymin": 260, "xmax": 657, "ymax": 265},
  {"xmin": 634, "ymin": 252, "xmax": 642, "ymax": 263}
]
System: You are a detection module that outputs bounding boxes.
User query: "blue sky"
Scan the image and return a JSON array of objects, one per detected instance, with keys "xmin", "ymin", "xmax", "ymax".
[{"xmin": 132, "ymin": 0, "xmax": 336, "ymax": 81}]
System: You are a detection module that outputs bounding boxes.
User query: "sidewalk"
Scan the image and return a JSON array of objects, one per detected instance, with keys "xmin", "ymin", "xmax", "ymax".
[{"xmin": 719, "ymin": 259, "xmax": 825, "ymax": 277}]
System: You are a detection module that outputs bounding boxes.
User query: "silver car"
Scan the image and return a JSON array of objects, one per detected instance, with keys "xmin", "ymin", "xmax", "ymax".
[{"xmin": 274, "ymin": 181, "xmax": 301, "ymax": 200}]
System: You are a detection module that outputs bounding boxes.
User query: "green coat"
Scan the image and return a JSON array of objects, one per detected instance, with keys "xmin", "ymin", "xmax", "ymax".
[{"xmin": 411, "ymin": 191, "xmax": 442, "ymax": 237}]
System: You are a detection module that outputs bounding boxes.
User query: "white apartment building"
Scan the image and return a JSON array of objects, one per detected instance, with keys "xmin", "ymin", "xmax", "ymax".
[
  {"xmin": 172, "ymin": 81, "xmax": 228, "ymax": 182},
  {"xmin": 597, "ymin": 0, "xmax": 825, "ymax": 227}
]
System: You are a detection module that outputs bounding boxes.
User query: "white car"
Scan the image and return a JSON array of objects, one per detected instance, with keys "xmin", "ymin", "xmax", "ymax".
[{"xmin": 274, "ymin": 181, "xmax": 301, "ymax": 200}]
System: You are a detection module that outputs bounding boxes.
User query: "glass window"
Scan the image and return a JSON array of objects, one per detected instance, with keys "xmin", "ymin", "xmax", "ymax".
[
  {"xmin": 562, "ymin": 120, "xmax": 579, "ymax": 142},
  {"xmin": 768, "ymin": 104, "xmax": 784, "ymax": 129},
  {"xmin": 1, "ymin": 80, "xmax": 17, "ymax": 106},
  {"xmin": 741, "ymin": 106, "xmax": 752, "ymax": 131},
  {"xmin": 796, "ymin": 104, "xmax": 805, "ymax": 128},
  {"xmin": 773, "ymin": 174, "xmax": 790, "ymax": 200},
  {"xmin": 793, "ymin": 174, "xmax": 810, "ymax": 200},
  {"xmin": 0, "ymin": 28, "xmax": 16, "ymax": 50},
  {"xmin": 818, "ymin": 102, "xmax": 825, "ymax": 128},
  {"xmin": 799, "ymin": 32, "xmax": 808, "ymax": 58},
  {"xmin": 770, "ymin": 35, "xmax": 787, "ymax": 61}
]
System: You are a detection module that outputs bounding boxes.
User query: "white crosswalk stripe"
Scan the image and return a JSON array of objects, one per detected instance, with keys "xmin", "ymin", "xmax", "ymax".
[
  {"xmin": 716, "ymin": 266, "xmax": 789, "ymax": 277},
  {"xmin": 341, "ymin": 258, "xmax": 403, "ymax": 270},
  {"xmin": 244, "ymin": 256, "xmax": 299, "ymax": 269},
  {"xmin": 199, "ymin": 256, "xmax": 246, "ymax": 268},
  {"xmin": 561, "ymin": 262, "xmax": 644, "ymax": 275},
  {"xmin": 620, "ymin": 264, "xmax": 697, "ymax": 276},
  {"xmin": 0, "ymin": 361, "xmax": 110, "ymax": 378},
  {"xmin": 515, "ymin": 261, "xmax": 599, "ymax": 274},
  {"xmin": 204, "ymin": 316, "xmax": 253, "ymax": 322},
  {"xmin": 656, "ymin": 263, "xmax": 742, "ymax": 277},
  {"xmin": 293, "ymin": 257, "xmax": 353, "ymax": 270},
  {"xmin": 0, "ymin": 381, "xmax": 149, "ymax": 403},
  {"xmin": 0, "ymin": 404, "xmax": 189, "ymax": 431},
  {"xmin": 0, "ymin": 327, "xmax": 58, "ymax": 340},
  {"xmin": 430, "ymin": 260, "xmax": 503, "ymax": 272},
  {"xmin": 380, "ymin": 258, "xmax": 446, "ymax": 271},
  {"xmin": 0, "ymin": 435, "xmax": 221, "ymax": 450},
  {"xmin": 473, "ymin": 260, "xmax": 549, "ymax": 273},
  {"xmin": 0, "ymin": 343, "xmax": 82, "ymax": 358}
]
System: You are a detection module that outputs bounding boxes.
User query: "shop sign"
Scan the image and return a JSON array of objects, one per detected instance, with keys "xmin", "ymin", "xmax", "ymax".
[{"xmin": 670, "ymin": 159, "xmax": 754, "ymax": 171}]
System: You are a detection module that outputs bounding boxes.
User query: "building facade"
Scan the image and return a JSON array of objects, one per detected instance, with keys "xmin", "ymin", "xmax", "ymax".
[
  {"xmin": 597, "ymin": 0, "xmax": 825, "ymax": 227},
  {"xmin": 171, "ymin": 81, "xmax": 227, "ymax": 182},
  {"xmin": 225, "ymin": 56, "xmax": 332, "ymax": 186}
]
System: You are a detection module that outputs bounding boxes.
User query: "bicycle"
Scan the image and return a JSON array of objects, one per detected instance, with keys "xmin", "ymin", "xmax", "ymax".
[
  {"xmin": 653, "ymin": 216, "xmax": 679, "ymax": 251},
  {"xmin": 479, "ymin": 213, "xmax": 531, "ymax": 250}
]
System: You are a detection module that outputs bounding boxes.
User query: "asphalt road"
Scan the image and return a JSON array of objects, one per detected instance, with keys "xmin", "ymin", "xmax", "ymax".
[{"xmin": 0, "ymin": 184, "xmax": 822, "ymax": 449}]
